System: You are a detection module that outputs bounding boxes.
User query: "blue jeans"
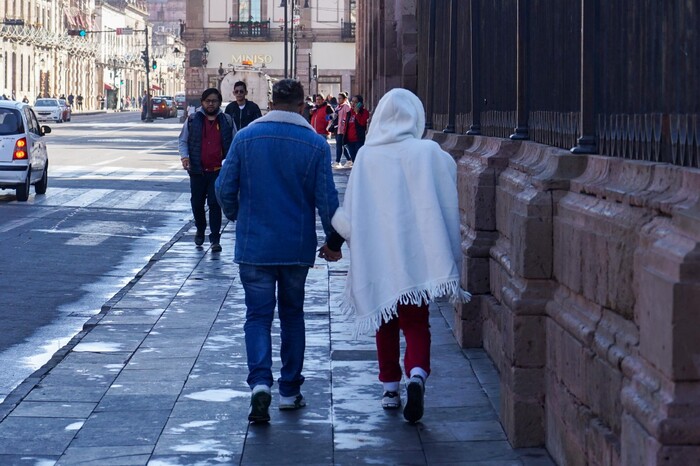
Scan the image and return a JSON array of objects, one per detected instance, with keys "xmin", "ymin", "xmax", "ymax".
[{"xmin": 239, "ymin": 264, "xmax": 309, "ymax": 396}]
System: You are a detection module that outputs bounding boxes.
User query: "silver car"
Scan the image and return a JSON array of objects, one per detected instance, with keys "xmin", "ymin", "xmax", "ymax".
[
  {"xmin": 34, "ymin": 98, "xmax": 64, "ymax": 123},
  {"xmin": 0, "ymin": 100, "xmax": 51, "ymax": 201}
]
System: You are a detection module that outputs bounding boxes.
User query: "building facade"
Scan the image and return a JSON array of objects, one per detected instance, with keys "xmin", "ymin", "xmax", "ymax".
[
  {"xmin": 0, "ymin": 0, "xmax": 182, "ymax": 110},
  {"xmin": 146, "ymin": 0, "xmax": 186, "ymax": 96},
  {"xmin": 182, "ymin": 0, "xmax": 356, "ymax": 106},
  {"xmin": 0, "ymin": 0, "xmax": 97, "ymax": 105},
  {"xmin": 357, "ymin": 1, "xmax": 700, "ymax": 465}
]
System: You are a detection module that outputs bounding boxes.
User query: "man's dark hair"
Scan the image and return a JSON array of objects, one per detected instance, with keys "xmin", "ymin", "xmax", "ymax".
[
  {"xmin": 272, "ymin": 79, "xmax": 305, "ymax": 106},
  {"xmin": 201, "ymin": 88, "xmax": 222, "ymax": 102},
  {"xmin": 234, "ymin": 81, "xmax": 247, "ymax": 92},
  {"xmin": 354, "ymin": 95, "xmax": 364, "ymax": 104}
]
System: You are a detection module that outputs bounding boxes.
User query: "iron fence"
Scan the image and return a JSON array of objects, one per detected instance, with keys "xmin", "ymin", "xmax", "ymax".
[
  {"xmin": 228, "ymin": 20, "xmax": 270, "ymax": 38},
  {"xmin": 415, "ymin": 0, "xmax": 699, "ymax": 168}
]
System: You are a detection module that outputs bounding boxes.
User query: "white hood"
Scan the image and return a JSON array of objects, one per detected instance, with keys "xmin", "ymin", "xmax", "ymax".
[{"xmin": 364, "ymin": 88, "xmax": 426, "ymax": 146}]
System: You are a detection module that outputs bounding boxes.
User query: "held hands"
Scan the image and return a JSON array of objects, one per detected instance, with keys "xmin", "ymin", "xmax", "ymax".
[{"xmin": 318, "ymin": 244, "xmax": 342, "ymax": 262}]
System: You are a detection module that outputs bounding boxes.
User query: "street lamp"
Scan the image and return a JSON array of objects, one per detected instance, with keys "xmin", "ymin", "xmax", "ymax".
[{"xmin": 201, "ymin": 44, "xmax": 209, "ymax": 67}]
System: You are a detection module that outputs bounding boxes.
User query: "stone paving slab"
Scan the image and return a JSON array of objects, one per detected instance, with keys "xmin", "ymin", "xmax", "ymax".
[{"xmin": 0, "ymin": 171, "xmax": 556, "ymax": 465}]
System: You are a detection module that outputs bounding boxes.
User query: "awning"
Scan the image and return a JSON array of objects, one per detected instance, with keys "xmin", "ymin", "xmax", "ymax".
[
  {"xmin": 104, "ymin": 83, "xmax": 114, "ymax": 91},
  {"xmin": 151, "ymin": 84, "xmax": 162, "ymax": 91}
]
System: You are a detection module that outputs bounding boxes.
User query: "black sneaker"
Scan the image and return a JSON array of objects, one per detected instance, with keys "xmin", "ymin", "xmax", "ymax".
[
  {"xmin": 194, "ymin": 231, "xmax": 205, "ymax": 246},
  {"xmin": 211, "ymin": 243, "xmax": 222, "ymax": 253},
  {"xmin": 248, "ymin": 390, "xmax": 272, "ymax": 423},
  {"xmin": 403, "ymin": 375, "xmax": 425, "ymax": 423}
]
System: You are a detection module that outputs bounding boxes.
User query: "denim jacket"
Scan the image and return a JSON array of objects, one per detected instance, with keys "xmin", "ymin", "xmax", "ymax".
[{"xmin": 215, "ymin": 110, "xmax": 340, "ymax": 266}]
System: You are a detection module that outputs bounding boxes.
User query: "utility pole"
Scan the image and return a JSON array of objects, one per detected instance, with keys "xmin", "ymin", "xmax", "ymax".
[
  {"xmin": 290, "ymin": 0, "xmax": 295, "ymax": 78},
  {"xmin": 284, "ymin": 1, "xmax": 289, "ymax": 78},
  {"xmin": 307, "ymin": 52, "xmax": 312, "ymax": 92},
  {"xmin": 144, "ymin": 26, "xmax": 153, "ymax": 122}
]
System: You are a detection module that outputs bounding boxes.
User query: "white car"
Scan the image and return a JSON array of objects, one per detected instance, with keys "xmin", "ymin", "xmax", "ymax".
[
  {"xmin": 34, "ymin": 98, "xmax": 64, "ymax": 123},
  {"xmin": 0, "ymin": 100, "xmax": 51, "ymax": 201}
]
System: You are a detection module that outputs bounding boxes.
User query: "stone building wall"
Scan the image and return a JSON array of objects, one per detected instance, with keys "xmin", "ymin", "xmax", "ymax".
[
  {"xmin": 355, "ymin": 1, "xmax": 700, "ymax": 463},
  {"xmin": 428, "ymin": 132, "xmax": 700, "ymax": 465}
]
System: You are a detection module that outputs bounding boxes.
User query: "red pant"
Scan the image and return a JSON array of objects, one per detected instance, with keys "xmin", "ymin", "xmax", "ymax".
[{"xmin": 375, "ymin": 302, "xmax": 431, "ymax": 382}]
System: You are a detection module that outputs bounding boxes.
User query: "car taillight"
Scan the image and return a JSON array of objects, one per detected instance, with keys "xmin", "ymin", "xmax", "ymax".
[{"xmin": 13, "ymin": 137, "xmax": 27, "ymax": 160}]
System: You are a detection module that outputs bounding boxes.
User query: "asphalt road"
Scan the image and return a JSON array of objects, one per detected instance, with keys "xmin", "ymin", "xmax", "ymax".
[{"xmin": 0, "ymin": 110, "xmax": 192, "ymax": 403}]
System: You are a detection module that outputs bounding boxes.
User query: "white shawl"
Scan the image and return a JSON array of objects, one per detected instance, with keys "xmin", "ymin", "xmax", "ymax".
[{"xmin": 331, "ymin": 88, "xmax": 470, "ymax": 336}]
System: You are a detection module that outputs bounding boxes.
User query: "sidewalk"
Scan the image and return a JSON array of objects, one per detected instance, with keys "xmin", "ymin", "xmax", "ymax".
[{"xmin": 0, "ymin": 172, "xmax": 554, "ymax": 465}]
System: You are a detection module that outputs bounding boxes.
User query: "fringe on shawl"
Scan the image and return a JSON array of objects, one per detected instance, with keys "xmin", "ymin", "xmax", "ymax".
[{"xmin": 339, "ymin": 278, "xmax": 472, "ymax": 338}]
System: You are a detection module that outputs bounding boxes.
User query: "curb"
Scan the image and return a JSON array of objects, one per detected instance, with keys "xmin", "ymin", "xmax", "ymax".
[{"xmin": 0, "ymin": 220, "xmax": 194, "ymax": 422}]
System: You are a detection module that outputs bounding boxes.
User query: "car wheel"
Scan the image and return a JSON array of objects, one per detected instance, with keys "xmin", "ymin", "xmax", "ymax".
[
  {"xmin": 35, "ymin": 163, "xmax": 48, "ymax": 195},
  {"xmin": 16, "ymin": 169, "xmax": 31, "ymax": 202}
]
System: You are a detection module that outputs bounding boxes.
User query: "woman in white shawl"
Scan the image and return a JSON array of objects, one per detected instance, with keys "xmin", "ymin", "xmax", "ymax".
[{"xmin": 331, "ymin": 88, "xmax": 469, "ymax": 423}]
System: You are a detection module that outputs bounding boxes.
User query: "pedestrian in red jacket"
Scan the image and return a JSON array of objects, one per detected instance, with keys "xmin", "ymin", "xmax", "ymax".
[
  {"xmin": 310, "ymin": 95, "xmax": 333, "ymax": 137},
  {"xmin": 343, "ymin": 95, "xmax": 370, "ymax": 164}
]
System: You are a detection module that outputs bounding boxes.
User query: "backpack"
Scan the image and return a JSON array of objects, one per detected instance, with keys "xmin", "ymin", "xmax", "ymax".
[{"xmin": 327, "ymin": 111, "xmax": 339, "ymax": 134}]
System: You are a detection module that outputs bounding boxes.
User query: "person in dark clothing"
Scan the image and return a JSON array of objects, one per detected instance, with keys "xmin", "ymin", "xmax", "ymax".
[
  {"xmin": 224, "ymin": 81, "xmax": 262, "ymax": 130},
  {"xmin": 302, "ymin": 96, "xmax": 314, "ymax": 122},
  {"xmin": 178, "ymin": 88, "xmax": 237, "ymax": 252}
]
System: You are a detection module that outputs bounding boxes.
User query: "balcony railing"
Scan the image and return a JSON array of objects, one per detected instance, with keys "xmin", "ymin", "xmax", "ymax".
[
  {"xmin": 341, "ymin": 20, "xmax": 356, "ymax": 39},
  {"xmin": 229, "ymin": 20, "xmax": 270, "ymax": 38}
]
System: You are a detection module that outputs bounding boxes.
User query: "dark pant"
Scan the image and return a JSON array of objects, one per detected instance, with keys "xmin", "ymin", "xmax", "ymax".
[
  {"xmin": 344, "ymin": 141, "xmax": 363, "ymax": 162},
  {"xmin": 335, "ymin": 134, "xmax": 350, "ymax": 164},
  {"xmin": 189, "ymin": 171, "xmax": 222, "ymax": 244}
]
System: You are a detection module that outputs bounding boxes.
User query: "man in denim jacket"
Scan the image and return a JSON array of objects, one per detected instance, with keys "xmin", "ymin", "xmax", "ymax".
[{"xmin": 216, "ymin": 79, "xmax": 343, "ymax": 423}]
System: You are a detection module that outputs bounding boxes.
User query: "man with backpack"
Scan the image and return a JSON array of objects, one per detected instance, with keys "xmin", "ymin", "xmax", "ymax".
[{"xmin": 178, "ymin": 88, "xmax": 237, "ymax": 252}]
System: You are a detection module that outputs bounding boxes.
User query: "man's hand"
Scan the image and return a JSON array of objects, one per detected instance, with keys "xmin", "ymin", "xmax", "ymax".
[
  {"xmin": 318, "ymin": 244, "xmax": 342, "ymax": 262},
  {"xmin": 181, "ymin": 158, "xmax": 190, "ymax": 171}
]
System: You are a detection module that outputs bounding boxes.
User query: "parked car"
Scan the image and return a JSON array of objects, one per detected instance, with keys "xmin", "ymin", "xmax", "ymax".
[
  {"xmin": 58, "ymin": 98, "xmax": 72, "ymax": 122},
  {"xmin": 34, "ymin": 98, "xmax": 64, "ymax": 123},
  {"xmin": 151, "ymin": 97, "xmax": 177, "ymax": 119},
  {"xmin": 174, "ymin": 93, "xmax": 186, "ymax": 110},
  {"xmin": 0, "ymin": 100, "xmax": 51, "ymax": 201},
  {"xmin": 161, "ymin": 96, "xmax": 178, "ymax": 118}
]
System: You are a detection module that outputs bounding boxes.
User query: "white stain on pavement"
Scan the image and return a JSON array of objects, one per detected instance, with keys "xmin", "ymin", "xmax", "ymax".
[
  {"xmin": 173, "ymin": 439, "xmax": 232, "ymax": 455},
  {"xmin": 169, "ymin": 420, "xmax": 220, "ymax": 434},
  {"xmin": 72, "ymin": 342, "xmax": 123, "ymax": 352},
  {"xmin": 184, "ymin": 389, "xmax": 249, "ymax": 402},
  {"xmin": 65, "ymin": 421, "xmax": 84, "ymax": 431}
]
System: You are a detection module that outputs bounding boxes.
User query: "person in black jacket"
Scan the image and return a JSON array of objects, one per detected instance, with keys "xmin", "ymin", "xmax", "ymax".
[
  {"xmin": 224, "ymin": 81, "xmax": 263, "ymax": 130},
  {"xmin": 178, "ymin": 88, "xmax": 237, "ymax": 252}
]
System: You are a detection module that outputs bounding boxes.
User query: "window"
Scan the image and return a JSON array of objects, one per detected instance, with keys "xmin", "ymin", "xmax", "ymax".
[{"xmin": 239, "ymin": 0, "xmax": 261, "ymax": 22}]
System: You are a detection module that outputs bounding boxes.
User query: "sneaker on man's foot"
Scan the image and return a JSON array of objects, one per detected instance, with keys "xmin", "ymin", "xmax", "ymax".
[
  {"xmin": 332, "ymin": 162, "xmax": 343, "ymax": 169},
  {"xmin": 381, "ymin": 390, "xmax": 401, "ymax": 409},
  {"xmin": 211, "ymin": 243, "xmax": 222, "ymax": 253},
  {"xmin": 403, "ymin": 375, "xmax": 425, "ymax": 423},
  {"xmin": 194, "ymin": 231, "xmax": 205, "ymax": 246},
  {"xmin": 248, "ymin": 388, "xmax": 272, "ymax": 423},
  {"xmin": 344, "ymin": 160, "xmax": 353, "ymax": 168},
  {"xmin": 279, "ymin": 393, "xmax": 306, "ymax": 410}
]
